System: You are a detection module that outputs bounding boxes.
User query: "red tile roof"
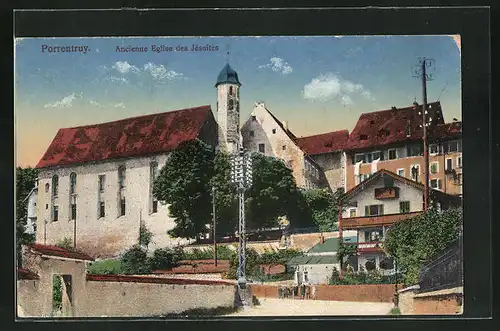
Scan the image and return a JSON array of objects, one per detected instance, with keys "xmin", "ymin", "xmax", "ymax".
[
  {"xmin": 17, "ymin": 268, "xmax": 40, "ymax": 280},
  {"xmin": 86, "ymin": 274, "xmax": 234, "ymax": 286},
  {"xmin": 36, "ymin": 105, "xmax": 213, "ymax": 168},
  {"xmin": 296, "ymin": 130, "xmax": 349, "ymax": 155},
  {"xmin": 345, "ymin": 102, "xmax": 447, "ymax": 151},
  {"xmin": 428, "ymin": 121, "xmax": 462, "ymax": 141},
  {"xmin": 28, "ymin": 243, "xmax": 95, "ymax": 261}
]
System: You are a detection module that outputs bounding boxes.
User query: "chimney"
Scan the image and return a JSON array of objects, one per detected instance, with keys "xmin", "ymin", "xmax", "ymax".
[
  {"xmin": 283, "ymin": 121, "xmax": 288, "ymax": 131},
  {"xmin": 406, "ymin": 119, "xmax": 412, "ymax": 137}
]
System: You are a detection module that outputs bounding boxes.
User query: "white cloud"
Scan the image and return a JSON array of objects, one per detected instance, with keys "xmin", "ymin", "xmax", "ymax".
[
  {"xmin": 303, "ymin": 73, "xmax": 374, "ymax": 105},
  {"xmin": 143, "ymin": 62, "xmax": 184, "ymax": 81},
  {"xmin": 44, "ymin": 93, "xmax": 83, "ymax": 108},
  {"xmin": 112, "ymin": 61, "xmax": 140, "ymax": 74},
  {"xmin": 113, "ymin": 102, "xmax": 125, "ymax": 108},
  {"xmin": 106, "ymin": 76, "xmax": 129, "ymax": 84},
  {"xmin": 259, "ymin": 57, "xmax": 293, "ymax": 75}
]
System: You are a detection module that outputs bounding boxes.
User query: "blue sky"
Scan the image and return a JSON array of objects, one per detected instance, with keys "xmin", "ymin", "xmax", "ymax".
[{"xmin": 14, "ymin": 35, "xmax": 461, "ymax": 167}]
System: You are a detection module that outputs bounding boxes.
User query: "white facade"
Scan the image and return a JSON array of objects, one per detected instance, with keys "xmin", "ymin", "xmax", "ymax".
[
  {"xmin": 36, "ymin": 154, "xmax": 192, "ymax": 258},
  {"xmin": 294, "ymin": 261, "xmax": 340, "ymax": 285},
  {"xmin": 342, "ymin": 176, "xmax": 423, "ymax": 219}
]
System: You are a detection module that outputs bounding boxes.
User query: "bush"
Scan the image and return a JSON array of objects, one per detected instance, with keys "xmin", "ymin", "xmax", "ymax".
[
  {"xmin": 181, "ymin": 245, "xmax": 236, "ymax": 261},
  {"xmin": 55, "ymin": 237, "xmax": 73, "ymax": 251},
  {"xmin": 329, "ymin": 267, "xmax": 402, "ymax": 285},
  {"xmin": 149, "ymin": 248, "xmax": 181, "ymax": 270},
  {"xmin": 87, "ymin": 259, "xmax": 123, "ymax": 275},
  {"xmin": 121, "ymin": 245, "xmax": 151, "ymax": 274},
  {"xmin": 139, "ymin": 224, "xmax": 153, "ymax": 248}
]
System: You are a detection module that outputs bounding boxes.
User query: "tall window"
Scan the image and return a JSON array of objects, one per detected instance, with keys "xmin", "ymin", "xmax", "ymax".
[
  {"xmin": 457, "ymin": 156, "xmax": 462, "ymax": 168},
  {"xmin": 71, "ymin": 202, "xmax": 77, "ymax": 220},
  {"xmin": 150, "ymin": 161, "xmax": 159, "ymax": 214},
  {"xmin": 70, "ymin": 172, "xmax": 77, "ymax": 194},
  {"xmin": 52, "ymin": 205, "xmax": 59, "ymax": 222},
  {"xmin": 228, "ymin": 99, "xmax": 234, "ymax": 110},
  {"xmin": 400, "ymin": 201, "xmax": 410, "ymax": 213},
  {"xmin": 430, "ymin": 144, "xmax": 440, "ymax": 155},
  {"xmin": 99, "ymin": 201, "xmax": 105, "ymax": 218},
  {"xmin": 365, "ymin": 204, "xmax": 384, "ymax": 216},
  {"xmin": 349, "ymin": 208, "xmax": 357, "ymax": 218},
  {"xmin": 99, "ymin": 175, "xmax": 105, "ymax": 192},
  {"xmin": 120, "ymin": 198, "xmax": 126, "ymax": 216},
  {"xmin": 410, "ymin": 165, "xmax": 420, "ymax": 181},
  {"xmin": 118, "ymin": 166, "xmax": 126, "ymax": 189},
  {"xmin": 45, "ymin": 183, "xmax": 50, "ymax": 193},
  {"xmin": 52, "ymin": 175, "xmax": 59, "ymax": 197},
  {"xmin": 258, "ymin": 143, "xmax": 265, "ymax": 153}
]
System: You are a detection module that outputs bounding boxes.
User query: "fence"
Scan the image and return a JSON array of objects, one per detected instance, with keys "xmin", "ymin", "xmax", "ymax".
[{"xmin": 418, "ymin": 237, "xmax": 463, "ymax": 293}]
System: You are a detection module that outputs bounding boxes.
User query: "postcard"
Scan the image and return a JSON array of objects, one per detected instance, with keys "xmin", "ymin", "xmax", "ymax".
[{"xmin": 15, "ymin": 35, "xmax": 463, "ymax": 318}]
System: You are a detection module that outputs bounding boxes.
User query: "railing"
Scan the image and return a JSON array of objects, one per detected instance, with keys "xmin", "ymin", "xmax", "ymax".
[
  {"xmin": 419, "ymin": 237, "xmax": 463, "ymax": 293},
  {"xmin": 340, "ymin": 212, "xmax": 422, "ymax": 229}
]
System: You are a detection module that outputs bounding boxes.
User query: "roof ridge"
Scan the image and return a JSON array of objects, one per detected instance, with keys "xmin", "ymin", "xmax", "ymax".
[
  {"xmin": 359, "ymin": 101, "xmax": 441, "ymax": 116},
  {"xmin": 58, "ymin": 105, "xmax": 211, "ymax": 130},
  {"xmin": 297, "ymin": 129, "xmax": 349, "ymax": 140}
]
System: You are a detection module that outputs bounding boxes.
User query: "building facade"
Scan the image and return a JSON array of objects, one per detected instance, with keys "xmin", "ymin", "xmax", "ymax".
[
  {"xmin": 344, "ymin": 102, "xmax": 462, "ymax": 197},
  {"xmin": 35, "ymin": 106, "xmax": 217, "ymax": 258},
  {"xmin": 339, "ymin": 169, "xmax": 461, "ymax": 275}
]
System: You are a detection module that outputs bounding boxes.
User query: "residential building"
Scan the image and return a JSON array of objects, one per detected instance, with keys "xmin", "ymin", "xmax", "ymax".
[
  {"xmin": 35, "ymin": 105, "xmax": 218, "ymax": 257},
  {"xmin": 338, "ymin": 169, "xmax": 461, "ymax": 275},
  {"xmin": 287, "ymin": 235, "xmax": 357, "ymax": 285},
  {"xmin": 344, "ymin": 101, "xmax": 462, "ymax": 196}
]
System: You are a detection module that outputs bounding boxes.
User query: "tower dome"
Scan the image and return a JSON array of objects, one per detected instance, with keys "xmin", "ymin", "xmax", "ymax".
[{"xmin": 215, "ymin": 63, "xmax": 241, "ymax": 87}]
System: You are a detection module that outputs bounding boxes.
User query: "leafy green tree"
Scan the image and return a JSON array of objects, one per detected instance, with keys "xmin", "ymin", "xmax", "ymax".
[
  {"xmin": 302, "ymin": 188, "xmax": 344, "ymax": 232},
  {"xmin": 16, "ymin": 167, "xmax": 38, "ymax": 265},
  {"xmin": 153, "ymin": 139, "xmax": 216, "ymax": 240},
  {"xmin": 384, "ymin": 208, "xmax": 463, "ymax": 285},
  {"xmin": 245, "ymin": 153, "xmax": 302, "ymax": 229},
  {"xmin": 138, "ymin": 223, "xmax": 153, "ymax": 249},
  {"xmin": 337, "ymin": 242, "xmax": 358, "ymax": 276}
]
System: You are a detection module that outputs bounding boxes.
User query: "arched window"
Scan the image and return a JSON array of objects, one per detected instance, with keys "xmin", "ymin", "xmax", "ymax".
[
  {"xmin": 51, "ymin": 175, "xmax": 59, "ymax": 197},
  {"xmin": 228, "ymin": 99, "xmax": 234, "ymax": 110},
  {"xmin": 45, "ymin": 183, "xmax": 50, "ymax": 193},
  {"xmin": 70, "ymin": 172, "xmax": 77, "ymax": 194},
  {"xmin": 229, "ymin": 86, "xmax": 234, "ymax": 96}
]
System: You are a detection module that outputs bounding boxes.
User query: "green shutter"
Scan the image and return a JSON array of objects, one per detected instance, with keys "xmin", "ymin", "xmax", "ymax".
[
  {"xmin": 379, "ymin": 204, "xmax": 384, "ymax": 215},
  {"xmin": 365, "ymin": 205, "xmax": 369, "ymax": 216}
]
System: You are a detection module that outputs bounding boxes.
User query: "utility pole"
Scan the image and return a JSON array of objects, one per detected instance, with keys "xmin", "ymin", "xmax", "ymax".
[
  {"xmin": 230, "ymin": 147, "xmax": 253, "ymax": 288},
  {"xmin": 414, "ymin": 58, "xmax": 434, "ymax": 211},
  {"xmin": 212, "ymin": 186, "xmax": 217, "ymax": 267}
]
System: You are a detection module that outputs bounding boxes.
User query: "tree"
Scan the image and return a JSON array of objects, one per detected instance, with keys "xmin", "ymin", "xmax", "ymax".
[
  {"xmin": 302, "ymin": 188, "xmax": 344, "ymax": 232},
  {"xmin": 245, "ymin": 153, "xmax": 302, "ymax": 230},
  {"xmin": 384, "ymin": 208, "xmax": 463, "ymax": 285},
  {"xmin": 121, "ymin": 245, "xmax": 151, "ymax": 275},
  {"xmin": 16, "ymin": 167, "xmax": 38, "ymax": 266},
  {"xmin": 153, "ymin": 139, "xmax": 216, "ymax": 240},
  {"xmin": 148, "ymin": 248, "xmax": 180, "ymax": 270},
  {"xmin": 337, "ymin": 241, "xmax": 358, "ymax": 277}
]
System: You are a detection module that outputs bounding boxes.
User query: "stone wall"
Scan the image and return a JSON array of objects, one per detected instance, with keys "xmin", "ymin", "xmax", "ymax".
[
  {"xmin": 250, "ymin": 284, "xmax": 401, "ymax": 303},
  {"xmin": 16, "ymin": 250, "xmax": 237, "ymax": 318},
  {"xmin": 397, "ymin": 285, "xmax": 463, "ymax": 315}
]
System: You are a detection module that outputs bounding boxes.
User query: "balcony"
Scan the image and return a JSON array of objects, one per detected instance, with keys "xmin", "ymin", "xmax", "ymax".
[{"xmin": 340, "ymin": 211, "xmax": 423, "ymax": 229}]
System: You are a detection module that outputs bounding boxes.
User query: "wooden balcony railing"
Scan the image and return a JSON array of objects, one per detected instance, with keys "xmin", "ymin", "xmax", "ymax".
[{"xmin": 340, "ymin": 211, "xmax": 423, "ymax": 229}]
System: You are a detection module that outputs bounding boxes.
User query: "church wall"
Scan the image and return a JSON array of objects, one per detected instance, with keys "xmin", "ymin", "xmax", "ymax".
[{"xmin": 36, "ymin": 153, "xmax": 192, "ymax": 258}]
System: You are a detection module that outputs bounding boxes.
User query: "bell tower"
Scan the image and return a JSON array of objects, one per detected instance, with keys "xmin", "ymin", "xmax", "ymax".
[{"xmin": 215, "ymin": 63, "xmax": 241, "ymax": 153}]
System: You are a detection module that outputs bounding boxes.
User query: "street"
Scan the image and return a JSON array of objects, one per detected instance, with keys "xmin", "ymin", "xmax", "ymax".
[{"xmin": 225, "ymin": 298, "xmax": 394, "ymax": 316}]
